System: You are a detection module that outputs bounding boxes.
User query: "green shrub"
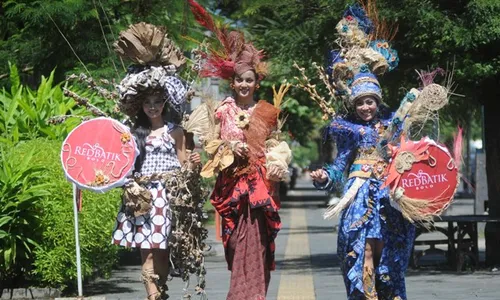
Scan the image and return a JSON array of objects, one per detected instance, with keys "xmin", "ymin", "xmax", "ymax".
[
  {"xmin": 12, "ymin": 139, "xmax": 122, "ymax": 290},
  {"xmin": 0, "ymin": 146, "xmax": 51, "ymax": 285},
  {"xmin": 0, "ymin": 63, "xmax": 116, "ymax": 147},
  {"xmin": 0, "ymin": 63, "xmax": 82, "ymax": 146}
]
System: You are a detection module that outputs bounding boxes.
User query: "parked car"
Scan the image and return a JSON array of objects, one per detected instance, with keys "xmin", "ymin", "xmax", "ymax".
[
  {"xmin": 278, "ymin": 165, "xmax": 300, "ymax": 200},
  {"xmin": 279, "ymin": 172, "xmax": 291, "ymax": 200},
  {"xmin": 289, "ymin": 166, "xmax": 298, "ymax": 190}
]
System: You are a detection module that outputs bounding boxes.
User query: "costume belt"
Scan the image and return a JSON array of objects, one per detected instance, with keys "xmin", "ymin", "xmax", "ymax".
[
  {"xmin": 348, "ymin": 159, "xmax": 387, "ymax": 180},
  {"xmin": 122, "ymin": 171, "xmax": 178, "ymax": 218},
  {"xmin": 135, "ymin": 171, "xmax": 176, "ymax": 185}
]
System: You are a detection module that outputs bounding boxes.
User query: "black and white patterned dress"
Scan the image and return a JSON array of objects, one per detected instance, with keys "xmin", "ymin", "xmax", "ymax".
[{"xmin": 112, "ymin": 123, "xmax": 181, "ymax": 249}]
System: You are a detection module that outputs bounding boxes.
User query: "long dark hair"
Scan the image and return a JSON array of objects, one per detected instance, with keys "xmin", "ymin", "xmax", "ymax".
[{"xmin": 131, "ymin": 89, "xmax": 170, "ymax": 172}]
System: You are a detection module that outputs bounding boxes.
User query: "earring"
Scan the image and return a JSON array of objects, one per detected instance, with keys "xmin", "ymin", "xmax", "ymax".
[{"xmin": 230, "ymin": 83, "xmax": 235, "ymax": 90}]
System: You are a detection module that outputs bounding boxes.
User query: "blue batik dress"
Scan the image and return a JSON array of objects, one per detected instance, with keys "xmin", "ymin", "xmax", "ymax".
[{"xmin": 317, "ymin": 114, "xmax": 415, "ymax": 300}]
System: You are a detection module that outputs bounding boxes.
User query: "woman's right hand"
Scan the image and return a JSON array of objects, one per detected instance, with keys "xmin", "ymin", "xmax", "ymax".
[
  {"xmin": 188, "ymin": 152, "xmax": 201, "ymax": 165},
  {"xmin": 232, "ymin": 141, "xmax": 248, "ymax": 157},
  {"xmin": 310, "ymin": 169, "xmax": 328, "ymax": 183}
]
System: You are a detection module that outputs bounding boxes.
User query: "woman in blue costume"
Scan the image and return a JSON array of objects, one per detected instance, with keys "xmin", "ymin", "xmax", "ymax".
[
  {"xmin": 311, "ymin": 72, "xmax": 415, "ymax": 299},
  {"xmin": 309, "ymin": 3, "xmax": 416, "ymax": 298}
]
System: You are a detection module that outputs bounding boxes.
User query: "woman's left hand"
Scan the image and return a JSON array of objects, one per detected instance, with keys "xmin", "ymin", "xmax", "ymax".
[{"xmin": 267, "ymin": 164, "xmax": 286, "ymax": 182}]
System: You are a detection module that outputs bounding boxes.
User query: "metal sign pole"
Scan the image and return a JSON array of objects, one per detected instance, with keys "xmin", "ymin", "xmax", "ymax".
[{"xmin": 72, "ymin": 184, "xmax": 83, "ymax": 297}]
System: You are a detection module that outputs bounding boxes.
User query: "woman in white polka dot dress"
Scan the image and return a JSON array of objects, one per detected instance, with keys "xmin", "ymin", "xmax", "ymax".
[
  {"xmin": 112, "ymin": 88, "xmax": 200, "ymax": 300},
  {"xmin": 111, "ymin": 23, "xmax": 200, "ymax": 300}
]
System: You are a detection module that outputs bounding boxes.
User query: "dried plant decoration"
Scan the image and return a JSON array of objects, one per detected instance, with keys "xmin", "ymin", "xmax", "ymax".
[
  {"xmin": 113, "ymin": 22, "xmax": 186, "ymax": 68},
  {"xmin": 293, "ymin": 62, "xmax": 337, "ymax": 120}
]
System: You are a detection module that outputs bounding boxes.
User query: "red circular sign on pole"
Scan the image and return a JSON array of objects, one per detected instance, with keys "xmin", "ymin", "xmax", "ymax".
[{"xmin": 61, "ymin": 117, "xmax": 138, "ymax": 193}]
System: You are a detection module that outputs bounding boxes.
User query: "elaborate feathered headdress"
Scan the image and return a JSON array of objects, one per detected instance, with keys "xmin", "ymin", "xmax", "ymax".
[
  {"xmin": 294, "ymin": 1, "xmax": 400, "ymax": 118},
  {"xmin": 114, "ymin": 22, "xmax": 190, "ymax": 117},
  {"xmin": 188, "ymin": 0, "xmax": 268, "ymax": 80},
  {"xmin": 327, "ymin": 0, "xmax": 399, "ymax": 107}
]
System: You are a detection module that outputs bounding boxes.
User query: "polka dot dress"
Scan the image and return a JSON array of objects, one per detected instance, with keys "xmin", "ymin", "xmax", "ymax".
[{"xmin": 112, "ymin": 123, "xmax": 180, "ymax": 249}]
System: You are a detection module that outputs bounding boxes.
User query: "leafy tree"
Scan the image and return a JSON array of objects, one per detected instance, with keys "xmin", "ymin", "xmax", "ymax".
[{"xmin": 0, "ymin": 0, "xmax": 204, "ymax": 85}]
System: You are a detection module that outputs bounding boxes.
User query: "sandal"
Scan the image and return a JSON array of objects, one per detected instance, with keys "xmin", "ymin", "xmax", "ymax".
[
  {"xmin": 141, "ymin": 269, "xmax": 161, "ymax": 300},
  {"xmin": 363, "ymin": 266, "xmax": 378, "ymax": 300},
  {"xmin": 158, "ymin": 283, "xmax": 169, "ymax": 300}
]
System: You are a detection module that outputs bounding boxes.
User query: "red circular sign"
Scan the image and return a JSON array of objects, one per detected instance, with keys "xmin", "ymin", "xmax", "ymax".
[
  {"xmin": 384, "ymin": 138, "xmax": 459, "ymax": 216},
  {"xmin": 61, "ymin": 117, "xmax": 138, "ymax": 192},
  {"xmin": 399, "ymin": 143, "xmax": 458, "ymax": 215}
]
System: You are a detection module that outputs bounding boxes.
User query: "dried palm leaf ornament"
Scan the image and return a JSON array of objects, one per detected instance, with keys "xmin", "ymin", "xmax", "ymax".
[{"xmin": 114, "ymin": 22, "xmax": 191, "ymax": 119}]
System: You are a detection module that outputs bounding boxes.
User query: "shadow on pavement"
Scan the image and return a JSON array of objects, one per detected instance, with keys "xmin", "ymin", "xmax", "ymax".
[
  {"xmin": 281, "ymin": 201, "xmax": 326, "ymax": 209},
  {"xmin": 406, "ymin": 267, "xmax": 500, "ymax": 277},
  {"xmin": 85, "ymin": 281, "xmax": 137, "ymax": 296},
  {"xmin": 278, "ymin": 226, "xmax": 335, "ymax": 236},
  {"xmin": 84, "ymin": 266, "xmax": 139, "ymax": 295},
  {"xmin": 277, "ymin": 253, "xmax": 341, "ymax": 273},
  {"xmin": 290, "ymin": 186, "xmax": 318, "ymax": 191},
  {"xmin": 117, "ymin": 248, "xmax": 142, "ymax": 266}
]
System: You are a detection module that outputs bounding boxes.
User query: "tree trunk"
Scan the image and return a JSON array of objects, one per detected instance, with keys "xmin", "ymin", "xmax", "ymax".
[{"xmin": 482, "ymin": 82, "xmax": 500, "ymax": 268}]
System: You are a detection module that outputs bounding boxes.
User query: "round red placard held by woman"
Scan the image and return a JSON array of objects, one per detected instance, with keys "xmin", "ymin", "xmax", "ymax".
[{"xmin": 383, "ymin": 137, "xmax": 459, "ymax": 219}]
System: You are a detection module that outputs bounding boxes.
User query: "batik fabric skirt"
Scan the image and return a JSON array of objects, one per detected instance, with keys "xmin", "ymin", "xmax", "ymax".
[
  {"xmin": 112, "ymin": 180, "xmax": 172, "ymax": 249},
  {"xmin": 337, "ymin": 177, "xmax": 416, "ymax": 300},
  {"xmin": 211, "ymin": 165, "xmax": 281, "ymax": 300}
]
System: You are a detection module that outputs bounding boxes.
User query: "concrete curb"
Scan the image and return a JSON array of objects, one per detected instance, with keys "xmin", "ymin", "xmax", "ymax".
[
  {"xmin": 0, "ymin": 288, "xmax": 61, "ymax": 299},
  {"xmin": 55, "ymin": 298, "xmax": 106, "ymax": 300}
]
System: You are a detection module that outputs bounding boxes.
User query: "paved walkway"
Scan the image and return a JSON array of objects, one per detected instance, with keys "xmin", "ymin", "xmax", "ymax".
[{"xmin": 85, "ymin": 177, "xmax": 500, "ymax": 300}]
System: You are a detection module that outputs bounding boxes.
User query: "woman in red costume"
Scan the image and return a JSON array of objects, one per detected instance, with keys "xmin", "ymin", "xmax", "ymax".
[{"xmin": 188, "ymin": 1, "xmax": 292, "ymax": 299}]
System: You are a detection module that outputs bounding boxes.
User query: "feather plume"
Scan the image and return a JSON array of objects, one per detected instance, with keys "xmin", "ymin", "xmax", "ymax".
[
  {"xmin": 188, "ymin": 0, "xmax": 216, "ymax": 32},
  {"xmin": 188, "ymin": 0, "xmax": 268, "ymax": 79},
  {"xmin": 272, "ymin": 83, "xmax": 291, "ymax": 111},
  {"xmin": 188, "ymin": 0, "xmax": 235, "ymax": 78},
  {"xmin": 361, "ymin": 0, "xmax": 398, "ymax": 41},
  {"xmin": 244, "ymin": 101, "xmax": 279, "ymax": 163},
  {"xmin": 188, "ymin": 0, "xmax": 230, "ymax": 53},
  {"xmin": 416, "ymin": 68, "xmax": 445, "ymax": 87},
  {"xmin": 271, "ymin": 83, "xmax": 291, "ymax": 133}
]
